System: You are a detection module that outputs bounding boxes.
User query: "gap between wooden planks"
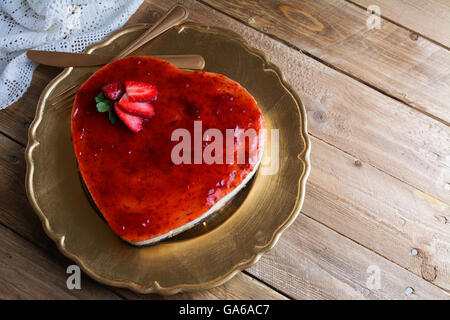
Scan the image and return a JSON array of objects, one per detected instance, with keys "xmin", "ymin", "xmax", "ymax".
[
  {"xmin": 349, "ymin": 0, "xmax": 450, "ymax": 49},
  {"xmin": 0, "ymin": 132, "xmax": 447, "ymax": 299}
]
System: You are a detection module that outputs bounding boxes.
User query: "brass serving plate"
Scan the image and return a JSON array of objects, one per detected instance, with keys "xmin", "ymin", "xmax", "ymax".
[{"xmin": 25, "ymin": 22, "xmax": 310, "ymax": 294}]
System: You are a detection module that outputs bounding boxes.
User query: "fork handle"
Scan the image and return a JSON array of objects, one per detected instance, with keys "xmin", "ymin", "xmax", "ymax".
[{"xmin": 113, "ymin": 5, "xmax": 189, "ymax": 60}]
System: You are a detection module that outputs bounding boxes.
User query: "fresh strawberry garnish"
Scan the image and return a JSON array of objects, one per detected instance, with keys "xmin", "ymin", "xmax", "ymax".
[
  {"xmin": 118, "ymin": 93, "xmax": 155, "ymax": 119},
  {"xmin": 101, "ymin": 81, "xmax": 124, "ymax": 101},
  {"xmin": 95, "ymin": 81, "xmax": 157, "ymax": 132},
  {"xmin": 114, "ymin": 103, "xmax": 143, "ymax": 133},
  {"xmin": 124, "ymin": 81, "xmax": 158, "ymax": 102}
]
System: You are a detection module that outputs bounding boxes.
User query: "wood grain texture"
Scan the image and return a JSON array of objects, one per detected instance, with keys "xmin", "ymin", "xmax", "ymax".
[
  {"xmin": 0, "ymin": 133, "xmax": 53, "ymax": 247},
  {"xmin": 304, "ymin": 136, "xmax": 450, "ymax": 291},
  {"xmin": 201, "ymin": 0, "xmax": 450, "ymax": 124},
  {"xmin": 118, "ymin": 273, "xmax": 289, "ymax": 300},
  {"xmin": 0, "ymin": 224, "xmax": 122, "ymax": 299},
  {"xmin": 351, "ymin": 0, "xmax": 450, "ymax": 48},
  {"xmin": 0, "ymin": 133, "xmax": 287, "ymax": 299},
  {"xmin": 0, "ymin": 65, "xmax": 61, "ymax": 146},
  {"xmin": 247, "ymin": 212, "xmax": 449, "ymax": 300}
]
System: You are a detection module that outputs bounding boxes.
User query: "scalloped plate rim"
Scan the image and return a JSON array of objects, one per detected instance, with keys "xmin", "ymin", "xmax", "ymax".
[{"xmin": 25, "ymin": 22, "xmax": 311, "ymax": 294}]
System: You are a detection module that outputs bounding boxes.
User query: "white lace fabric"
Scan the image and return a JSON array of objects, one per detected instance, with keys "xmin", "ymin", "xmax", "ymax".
[{"xmin": 0, "ymin": 0, "xmax": 143, "ymax": 110}]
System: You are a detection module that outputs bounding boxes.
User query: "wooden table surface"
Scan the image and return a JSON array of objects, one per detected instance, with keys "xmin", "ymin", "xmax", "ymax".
[{"xmin": 1, "ymin": 0, "xmax": 449, "ymax": 300}]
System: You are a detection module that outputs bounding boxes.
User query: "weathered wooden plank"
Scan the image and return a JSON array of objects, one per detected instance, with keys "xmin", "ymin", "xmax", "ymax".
[
  {"xmin": 351, "ymin": 0, "xmax": 450, "ymax": 48},
  {"xmin": 118, "ymin": 273, "xmax": 289, "ymax": 300},
  {"xmin": 0, "ymin": 65, "xmax": 61, "ymax": 146},
  {"xmin": 0, "ymin": 224, "xmax": 123, "ymax": 299},
  {"xmin": 0, "ymin": 133, "xmax": 128, "ymax": 299},
  {"xmin": 304, "ymin": 136, "xmax": 450, "ymax": 290},
  {"xmin": 247, "ymin": 212, "xmax": 449, "ymax": 300},
  {"xmin": 0, "ymin": 133, "xmax": 287, "ymax": 299},
  {"xmin": 0, "ymin": 133, "xmax": 53, "ymax": 246},
  {"xmin": 201, "ymin": 0, "xmax": 450, "ymax": 124}
]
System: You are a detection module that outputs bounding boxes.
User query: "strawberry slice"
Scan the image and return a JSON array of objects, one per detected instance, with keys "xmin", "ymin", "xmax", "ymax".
[
  {"xmin": 118, "ymin": 93, "xmax": 155, "ymax": 119},
  {"xmin": 124, "ymin": 81, "xmax": 158, "ymax": 102},
  {"xmin": 101, "ymin": 81, "xmax": 124, "ymax": 101},
  {"xmin": 114, "ymin": 103, "xmax": 143, "ymax": 133}
]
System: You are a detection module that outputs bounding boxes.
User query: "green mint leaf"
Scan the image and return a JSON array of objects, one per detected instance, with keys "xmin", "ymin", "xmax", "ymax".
[
  {"xmin": 109, "ymin": 109, "xmax": 119, "ymax": 124},
  {"xmin": 95, "ymin": 92, "xmax": 118, "ymax": 125},
  {"xmin": 95, "ymin": 92, "xmax": 109, "ymax": 103},
  {"xmin": 95, "ymin": 93, "xmax": 104, "ymax": 103},
  {"xmin": 95, "ymin": 92, "xmax": 112, "ymax": 113},
  {"xmin": 96, "ymin": 101, "xmax": 110, "ymax": 112}
]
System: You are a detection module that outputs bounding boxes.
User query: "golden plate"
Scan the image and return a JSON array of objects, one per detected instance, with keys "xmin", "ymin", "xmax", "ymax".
[{"xmin": 25, "ymin": 22, "xmax": 310, "ymax": 294}]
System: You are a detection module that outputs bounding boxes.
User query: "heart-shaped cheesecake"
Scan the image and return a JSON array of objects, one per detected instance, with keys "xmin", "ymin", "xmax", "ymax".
[{"xmin": 72, "ymin": 56, "xmax": 265, "ymax": 245}]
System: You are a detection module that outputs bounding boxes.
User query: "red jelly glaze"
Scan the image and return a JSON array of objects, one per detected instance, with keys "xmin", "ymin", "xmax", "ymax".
[{"xmin": 72, "ymin": 57, "xmax": 265, "ymax": 243}]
